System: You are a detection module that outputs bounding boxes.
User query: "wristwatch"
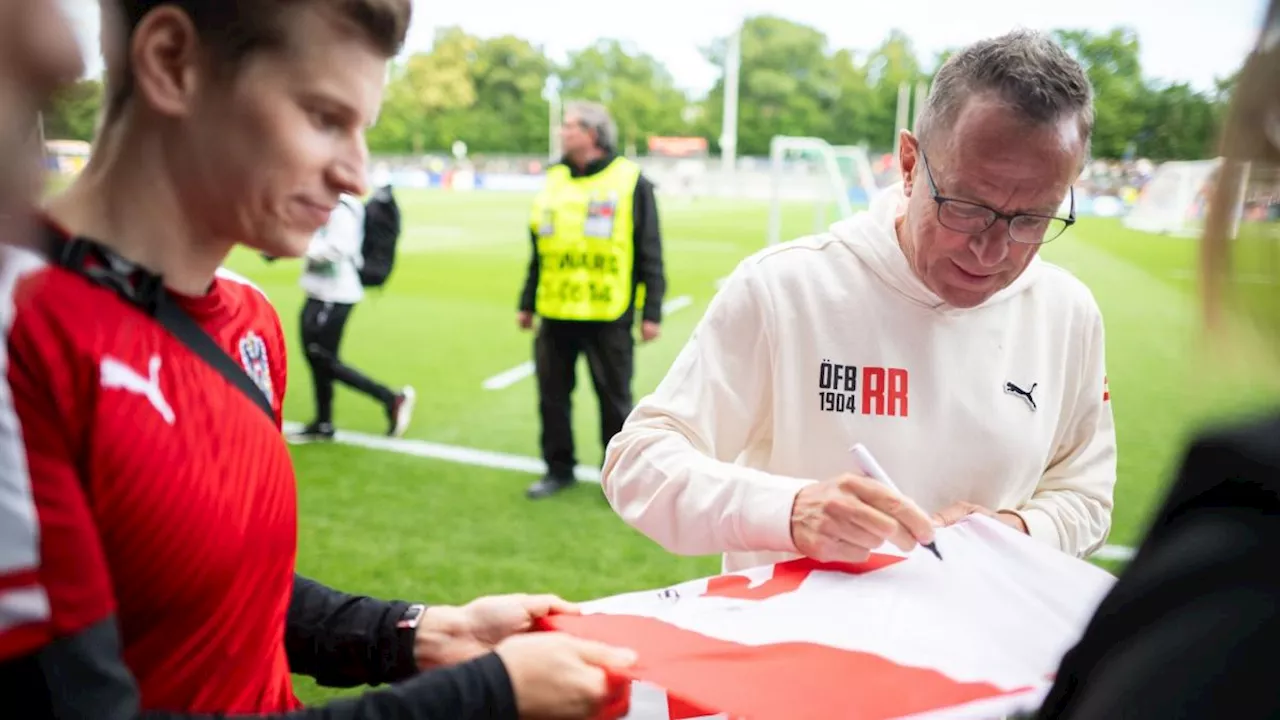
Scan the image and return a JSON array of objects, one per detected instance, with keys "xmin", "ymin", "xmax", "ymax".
[{"xmin": 397, "ymin": 603, "xmax": 427, "ymax": 630}]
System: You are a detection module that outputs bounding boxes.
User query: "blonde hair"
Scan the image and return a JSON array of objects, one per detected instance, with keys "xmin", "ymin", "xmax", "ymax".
[{"xmin": 1201, "ymin": 0, "xmax": 1280, "ymax": 353}]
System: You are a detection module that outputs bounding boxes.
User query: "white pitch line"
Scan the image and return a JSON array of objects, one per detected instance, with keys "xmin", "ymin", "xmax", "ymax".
[
  {"xmin": 482, "ymin": 362, "xmax": 535, "ymax": 390},
  {"xmin": 481, "ymin": 294, "xmax": 695, "ymax": 391},
  {"xmin": 661, "ymin": 294, "xmax": 693, "ymax": 314},
  {"xmin": 283, "ymin": 420, "xmax": 1138, "ymax": 563},
  {"xmin": 283, "ymin": 421, "xmax": 603, "ymax": 483},
  {"xmin": 1090, "ymin": 544, "xmax": 1136, "ymax": 562}
]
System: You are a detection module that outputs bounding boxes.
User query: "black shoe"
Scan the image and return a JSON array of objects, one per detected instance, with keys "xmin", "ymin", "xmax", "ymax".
[
  {"xmin": 526, "ymin": 473, "xmax": 575, "ymax": 499},
  {"xmin": 288, "ymin": 421, "xmax": 335, "ymax": 444},
  {"xmin": 386, "ymin": 387, "xmax": 415, "ymax": 437}
]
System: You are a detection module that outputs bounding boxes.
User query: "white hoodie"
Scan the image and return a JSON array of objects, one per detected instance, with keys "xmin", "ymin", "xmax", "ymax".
[{"xmin": 602, "ymin": 184, "xmax": 1116, "ymax": 573}]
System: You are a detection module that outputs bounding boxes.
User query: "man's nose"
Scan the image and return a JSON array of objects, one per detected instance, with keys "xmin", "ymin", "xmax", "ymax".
[
  {"xmin": 970, "ymin": 223, "xmax": 1011, "ymax": 267},
  {"xmin": 330, "ymin": 138, "xmax": 369, "ymax": 198}
]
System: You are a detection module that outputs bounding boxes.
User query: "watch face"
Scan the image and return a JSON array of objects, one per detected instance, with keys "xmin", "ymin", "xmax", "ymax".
[{"xmin": 397, "ymin": 604, "xmax": 425, "ymax": 629}]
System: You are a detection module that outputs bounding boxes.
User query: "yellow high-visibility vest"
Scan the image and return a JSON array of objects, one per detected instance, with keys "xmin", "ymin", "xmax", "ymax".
[{"xmin": 529, "ymin": 157, "xmax": 641, "ymax": 321}]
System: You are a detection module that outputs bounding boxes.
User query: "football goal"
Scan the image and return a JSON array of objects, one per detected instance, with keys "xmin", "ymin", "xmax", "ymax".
[
  {"xmin": 766, "ymin": 136, "xmax": 883, "ymax": 247},
  {"xmin": 1123, "ymin": 158, "xmax": 1248, "ymax": 238}
]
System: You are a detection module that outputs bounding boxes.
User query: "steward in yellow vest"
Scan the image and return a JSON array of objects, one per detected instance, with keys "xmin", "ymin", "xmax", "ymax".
[{"xmin": 517, "ymin": 102, "xmax": 666, "ymax": 499}]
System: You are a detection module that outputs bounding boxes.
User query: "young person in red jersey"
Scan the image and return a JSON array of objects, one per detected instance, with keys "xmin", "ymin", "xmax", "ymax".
[{"xmin": 0, "ymin": 1, "xmax": 637, "ymax": 719}]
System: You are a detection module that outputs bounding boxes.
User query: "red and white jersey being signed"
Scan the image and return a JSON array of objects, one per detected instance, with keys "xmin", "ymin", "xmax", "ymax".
[{"xmin": 546, "ymin": 515, "xmax": 1116, "ymax": 720}]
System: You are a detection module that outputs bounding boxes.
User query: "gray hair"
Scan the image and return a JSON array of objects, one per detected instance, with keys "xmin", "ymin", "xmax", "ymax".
[
  {"xmin": 565, "ymin": 100, "xmax": 618, "ymax": 152},
  {"xmin": 916, "ymin": 29, "xmax": 1094, "ymax": 155}
]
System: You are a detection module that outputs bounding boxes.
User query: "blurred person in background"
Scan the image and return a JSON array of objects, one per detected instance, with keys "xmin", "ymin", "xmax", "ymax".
[
  {"xmin": 1037, "ymin": 1, "xmax": 1280, "ymax": 716},
  {"xmin": 288, "ymin": 189, "xmax": 416, "ymax": 444},
  {"xmin": 518, "ymin": 101, "xmax": 667, "ymax": 500},
  {"xmin": 602, "ymin": 30, "xmax": 1116, "ymax": 574},
  {"xmin": 0, "ymin": 1, "xmax": 637, "ymax": 718},
  {"xmin": 0, "ymin": 0, "xmax": 84, "ymax": 231},
  {"xmin": 0, "ymin": 0, "xmax": 88, "ymax": 670}
]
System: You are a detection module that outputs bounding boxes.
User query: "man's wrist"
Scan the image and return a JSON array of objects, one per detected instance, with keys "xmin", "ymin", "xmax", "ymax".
[{"xmin": 410, "ymin": 605, "xmax": 465, "ymax": 670}]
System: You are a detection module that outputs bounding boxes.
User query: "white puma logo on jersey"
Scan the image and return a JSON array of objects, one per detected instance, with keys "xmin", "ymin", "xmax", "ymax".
[{"xmin": 100, "ymin": 355, "xmax": 175, "ymax": 425}]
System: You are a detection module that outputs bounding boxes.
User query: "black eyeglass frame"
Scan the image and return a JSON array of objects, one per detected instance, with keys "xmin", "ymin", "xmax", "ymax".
[{"xmin": 916, "ymin": 147, "xmax": 1077, "ymax": 245}]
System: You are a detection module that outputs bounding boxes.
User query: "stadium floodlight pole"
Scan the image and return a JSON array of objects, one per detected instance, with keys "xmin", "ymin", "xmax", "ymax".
[
  {"xmin": 720, "ymin": 20, "xmax": 742, "ymax": 175},
  {"xmin": 546, "ymin": 75, "xmax": 562, "ymax": 162},
  {"xmin": 893, "ymin": 81, "xmax": 910, "ymax": 162},
  {"xmin": 767, "ymin": 135, "xmax": 784, "ymax": 246},
  {"xmin": 912, "ymin": 80, "xmax": 929, "ymax": 132}
]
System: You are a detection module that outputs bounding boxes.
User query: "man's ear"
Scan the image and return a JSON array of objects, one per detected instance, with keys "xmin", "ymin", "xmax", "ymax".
[
  {"xmin": 128, "ymin": 6, "xmax": 203, "ymax": 118},
  {"xmin": 898, "ymin": 130, "xmax": 919, "ymax": 197}
]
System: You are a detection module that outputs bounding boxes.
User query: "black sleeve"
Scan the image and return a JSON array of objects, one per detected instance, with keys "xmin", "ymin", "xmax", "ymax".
[
  {"xmin": 0, "ymin": 615, "xmax": 518, "ymax": 720},
  {"xmin": 631, "ymin": 175, "xmax": 666, "ymax": 324},
  {"xmin": 285, "ymin": 574, "xmax": 417, "ymax": 688},
  {"xmin": 1036, "ymin": 414, "xmax": 1280, "ymax": 720},
  {"xmin": 518, "ymin": 230, "xmax": 539, "ymax": 313}
]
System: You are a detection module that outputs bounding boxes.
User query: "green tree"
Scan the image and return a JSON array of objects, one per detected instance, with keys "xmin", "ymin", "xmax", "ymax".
[
  {"xmin": 557, "ymin": 39, "xmax": 692, "ymax": 152},
  {"xmin": 700, "ymin": 15, "xmax": 841, "ymax": 156},
  {"xmin": 367, "ymin": 27, "xmax": 481, "ymax": 154},
  {"xmin": 1133, "ymin": 82, "xmax": 1220, "ymax": 160},
  {"xmin": 464, "ymin": 35, "xmax": 553, "ymax": 153},
  {"xmin": 1053, "ymin": 28, "xmax": 1146, "ymax": 159},
  {"xmin": 43, "ymin": 78, "xmax": 103, "ymax": 142},
  {"xmin": 858, "ymin": 29, "xmax": 926, "ymax": 151}
]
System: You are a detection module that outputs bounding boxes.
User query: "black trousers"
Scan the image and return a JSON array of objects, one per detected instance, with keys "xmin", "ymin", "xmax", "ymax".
[
  {"xmin": 300, "ymin": 297, "xmax": 395, "ymax": 424},
  {"xmin": 534, "ymin": 318, "xmax": 635, "ymax": 478}
]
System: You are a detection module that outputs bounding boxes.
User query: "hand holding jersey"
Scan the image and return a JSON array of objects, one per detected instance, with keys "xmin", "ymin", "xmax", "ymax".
[
  {"xmin": 496, "ymin": 634, "xmax": 637, "ymax": 720},
  {"xmin": 415, "ymin": 597, "xmax": 638, "ymax": 720},
  {"xmin": 414, "ymin": 594, "xmax": 581, "ymax": 667}
]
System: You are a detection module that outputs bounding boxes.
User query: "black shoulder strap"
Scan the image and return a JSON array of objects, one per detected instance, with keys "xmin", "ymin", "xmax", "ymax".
[
  {"xmin": 44, "ymin": 228, "xmax": 276, "ymax": 422},
  {"xmin": 153, "ymin": 292, "xmax": 276, "ymax": 420}
]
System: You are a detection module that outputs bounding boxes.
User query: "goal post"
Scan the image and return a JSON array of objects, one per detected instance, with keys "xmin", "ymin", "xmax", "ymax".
[
  {"xmin": 1123, "ymin": 158, "xmax": 1248, "ymax": 239},
  {"xmin": 766, "ymin": 136, "xmax": 882, "ymax": 246}
]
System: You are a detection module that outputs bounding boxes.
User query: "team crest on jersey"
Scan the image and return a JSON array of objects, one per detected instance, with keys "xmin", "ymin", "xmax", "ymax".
[
  {"xmin": 816, "ymin": 358, "xmax": 910, "ymax": 417},
  {"xmin": 238, "ymin": 331, "xmax": 273, "ymax": 401}
]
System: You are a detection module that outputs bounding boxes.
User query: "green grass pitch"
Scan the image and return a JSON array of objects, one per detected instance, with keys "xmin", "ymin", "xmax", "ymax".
[{"xmin": 220, "ymin": 189, "xmax": 1280, "ymax": 704}]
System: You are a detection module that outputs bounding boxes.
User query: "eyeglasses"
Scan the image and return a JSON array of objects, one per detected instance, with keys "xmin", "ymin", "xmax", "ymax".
[{"xmin": 917, "ymin": 148, "xmax": 1076, "ymax": 245}]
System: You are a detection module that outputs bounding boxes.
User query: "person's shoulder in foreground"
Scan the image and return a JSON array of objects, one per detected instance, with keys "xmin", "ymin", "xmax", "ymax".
[{"xmin": 1036, "ymin": 412, "xmax": 1280, "ymax": 720}]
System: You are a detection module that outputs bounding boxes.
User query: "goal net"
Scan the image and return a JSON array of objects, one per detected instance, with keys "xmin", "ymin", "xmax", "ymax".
[
  {"xmin": 1123, "ymin": 158, "xmax": 1246, "ymax": 238},
  {"xmin": 766, "ymin": 136, "xmax": 883, "ymax": 246}
]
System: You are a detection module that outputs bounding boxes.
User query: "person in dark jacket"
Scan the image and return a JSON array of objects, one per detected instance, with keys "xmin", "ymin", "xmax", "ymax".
[
  {"xmin": 1037, "ymin": 4, "xmax": 1280, "ymax": 717},
  {"xmin": 518, "ymin": 101, "xmax": 666, "ymax": 499}
]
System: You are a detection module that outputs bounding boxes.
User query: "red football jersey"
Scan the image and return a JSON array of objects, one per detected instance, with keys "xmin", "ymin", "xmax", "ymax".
[{"xmin": 0, "ymin": 229, "xmax": 302, "ymax": 713}]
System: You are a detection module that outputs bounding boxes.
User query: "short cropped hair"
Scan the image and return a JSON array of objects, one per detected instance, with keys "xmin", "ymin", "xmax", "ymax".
[
  {"xmin": 916, "ymin": 29, "xmax": 1094, "ymax": 153},
  {"xmin": 104, "ymin": 0, "xmax": 411, "ymax": 118}
]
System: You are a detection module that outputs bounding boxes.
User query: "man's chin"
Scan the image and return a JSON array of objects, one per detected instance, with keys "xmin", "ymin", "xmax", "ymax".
[
  {"xmin": 935, "ymin": 280, "xmax": 999, "ymax": 309},
  {"xmin": 248, "ymin": 232, "xmax": 311, "ymax": 259}
]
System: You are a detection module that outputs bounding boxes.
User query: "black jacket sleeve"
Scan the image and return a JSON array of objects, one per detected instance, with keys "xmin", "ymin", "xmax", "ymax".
[
  {"xmin": 0, "ymin": 615, "xmax": 518, "ymax": 720},
  {"xmin": 518, "ymin": 229, "xmax": 539, "ymax": 313},
  {"xmin": 1035, "ymin": 413, "xmax": 1280, "ymax": 720},
  {"xmin": 631, "ymin": 175, "xmax": 666, "ymax": 324},
  {"xmin": 285, "ymin": 574, "xmax": 417, "ymax": 688}
]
